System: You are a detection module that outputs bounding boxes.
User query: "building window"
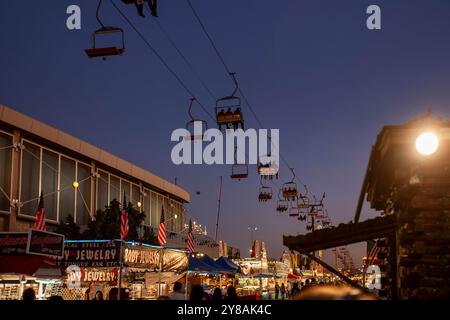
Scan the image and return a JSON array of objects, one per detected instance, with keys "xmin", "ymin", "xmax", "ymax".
[
  {"xmin": 109, "ymin": 175, "xmax": 120, "ymax": 203},
  {"xmin": 151, "ymin": 192, "xmax": 158, "ymax": 227},
  {"xmin": 20, "ymin": 140, "xmax": 93, "ymax": 225},
  {"xmin": 143, "ymin": 189, "xmax": 151, "ymax": 226},
  {"xmin": 20, "ymin": 142, "xmax": 41, "ymax": 216},
  {"xmin": 41, "ymin": 149, "xmax": 59, "ymax": 221},
  {"xmin": 121, "ymin": 180, "xmax": 130, "ymax": 203},
  {"xmin": 0, "ymin": 132, "xmax": 12, "ymax": 213},
  {"xmin": 96, "ymin": 170, "xmax": 109, "ymax": 211},
  {"xmin": 131, "ymin": 184, "xmax": 140, "ymax": 210},
  {"xmin": 59, "ymin": 156, "xmax": 76, "ymax": 222},
  {"xmin": 76, "ymin": 163, "xmax": 91, "ymax": 225}
]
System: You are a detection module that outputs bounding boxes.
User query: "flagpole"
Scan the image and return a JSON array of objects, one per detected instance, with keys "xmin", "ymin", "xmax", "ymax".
[
  {"xmin": 118, "ymin": 240, "xmax": 124, "ymax": 300},
  {"xmin": 158, "ymin": 247, "xmax": 163, "ymax": 297}
]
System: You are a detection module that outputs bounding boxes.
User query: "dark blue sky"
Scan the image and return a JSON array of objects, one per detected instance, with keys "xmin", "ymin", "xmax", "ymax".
[{"xmin": 1, "ymin": 0, "xmax": 450, "ymax": 265}]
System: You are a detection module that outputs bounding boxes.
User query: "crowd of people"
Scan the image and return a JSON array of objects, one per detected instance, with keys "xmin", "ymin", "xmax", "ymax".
[
  {"xmin": 165, "ymin": 282, "xmax": 239, "ymax": 301},
  {"xmin": 21, "ymin": 279, "xmax": 376, "ymax": 301}
]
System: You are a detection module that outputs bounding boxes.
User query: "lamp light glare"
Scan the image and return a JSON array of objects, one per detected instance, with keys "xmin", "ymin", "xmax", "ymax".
[
  {"xmin": 72, "ymin": 181, "xmax": 79, "ymax": 188},
  {"xmin": 416, "ymin": 132, "xmax": 439, "ymax": 155}
]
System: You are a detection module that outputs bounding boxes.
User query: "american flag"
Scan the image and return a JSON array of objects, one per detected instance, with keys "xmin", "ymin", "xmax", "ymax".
[
  {"xmin": 157, "ymin": 206, "xmax": 167, "ymax": 246},
  {"xmin": 186, "ymin": 219, "xmax": 194, "ymax": 253},
  {"xmin": 120, "ymin": 193, "xmax": 129, "ymax": 240},
  {"xmin": 33, "ymin": 192, "xmax": 46, "ymax": 231}
]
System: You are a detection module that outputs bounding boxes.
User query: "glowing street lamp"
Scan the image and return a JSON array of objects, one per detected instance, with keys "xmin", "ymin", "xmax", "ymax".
[
  {"xmin": 72, "ymin": 181, "xmax": 79, "ymax": 188},
  {"xmin": 415, "ymin": 132, "xmax": 439, "ymax": 155}
]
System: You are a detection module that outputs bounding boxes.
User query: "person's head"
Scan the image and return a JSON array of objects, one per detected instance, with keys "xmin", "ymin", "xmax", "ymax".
[
  {"xmin": 226, "ymin": 286, "xmax": 237, "ymax": 300},
  {"xmin": 293, "ymin": 282, "xmax": 299, "ymax": 289},
  {"xmin": 22, "ymin": 288, "xmax": 36, "ymax": 301},
  {"xmin": 190, "ymin": 285, "xmax": 204, "ymax": 301},
  {"xmin": 94, "ymin": 290, "xmax": 104, "ymax": 300},
  {"xmin": 173, "ymin": 282, "xmax": 183, "ymax": 293},
  {"xmin": 212, "ymin": 287, "xmax": 222, "ymax": 300},
  {"xmin": 311, "ymin": 278, "xmax": 316, "ymax": 284},
  {"xmin": 305, "ymin": 279, "xmax": 311, "ymax": 285},
  {"xmin": 48, "ymin": 295, "xmax": 64, "ymax": 301}
]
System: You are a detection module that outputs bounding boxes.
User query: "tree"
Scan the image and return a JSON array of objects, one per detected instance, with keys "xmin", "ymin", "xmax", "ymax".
[
  {"xmin": 82, "ymin": 199, "xmax": 146, "ymax": 241},
  {"xmin": 54, "ymin": 215, "xmax": 81, "ymax": 240}
]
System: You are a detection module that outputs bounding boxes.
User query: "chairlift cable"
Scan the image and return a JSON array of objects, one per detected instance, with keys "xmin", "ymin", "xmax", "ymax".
[
  {"xmin": 110, "ymin": 0, "xmax": 215, "ymax": 121},
  {"xmin": 185, "ymin": 0, "xmax": 315, "ymax": 197},
  {"xmin": 153, "ymin": 18, "xmax": 217, "ymax": 102}
]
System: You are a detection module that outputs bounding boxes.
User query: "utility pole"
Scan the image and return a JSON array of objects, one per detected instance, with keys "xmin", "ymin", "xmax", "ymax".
[{"xmin": 214, "ymin": 176, "xmax": 223, "ymax": 243}]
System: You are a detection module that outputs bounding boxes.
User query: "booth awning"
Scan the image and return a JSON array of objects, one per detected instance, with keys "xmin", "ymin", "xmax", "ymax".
[
  {"xmin": 188, "ymin": 255, "xmax": 235, "ymax": 273},
  {"xmin": 0, "ymin": 255, "xmax": 46, "ymax": 276},
  {"xmin": 215, "ymin": 257, "xmax": 239, "ymax": 271},
  {"xmin": 287, "ymin": 273, "xmax": 301, "ymax": 280}
]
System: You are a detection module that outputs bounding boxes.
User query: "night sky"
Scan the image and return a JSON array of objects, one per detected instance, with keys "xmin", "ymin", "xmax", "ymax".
[{"xmin": 1, "ymin": 0, "xmax": 450, "ymax": 266}]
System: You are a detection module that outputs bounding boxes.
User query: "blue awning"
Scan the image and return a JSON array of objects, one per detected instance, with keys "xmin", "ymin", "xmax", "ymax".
[
  {"xmin": 215, "ymin": 256, "xmax": 239, "ymax": 271},
  {"xmin": 188, "ymin": 255, "xmax": 236, "ymax": 273}
]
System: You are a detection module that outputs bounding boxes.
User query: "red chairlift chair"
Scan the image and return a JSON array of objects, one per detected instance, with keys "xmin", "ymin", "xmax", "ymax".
[
  {"xmin": 231, "ymin": 164, "xmax": 248, "ymax": 180},
  {"xmin": 85, "ymin": 0, "xmax": 125, "ymax": 60}
]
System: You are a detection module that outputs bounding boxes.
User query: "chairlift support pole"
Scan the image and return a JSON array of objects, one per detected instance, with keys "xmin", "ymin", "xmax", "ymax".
[{"xmin": 214, "ymin": 176, "xmax": 223, "ymax": 243}]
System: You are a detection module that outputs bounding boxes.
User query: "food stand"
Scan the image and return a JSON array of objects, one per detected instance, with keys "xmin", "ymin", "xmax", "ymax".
[
  {"xmin": 56, "ymin": 240, "xmax": 188, "ymax": 300},
  {"xmin": 0, "ymin": 230, "xmax": 65, "ymax": 300}
]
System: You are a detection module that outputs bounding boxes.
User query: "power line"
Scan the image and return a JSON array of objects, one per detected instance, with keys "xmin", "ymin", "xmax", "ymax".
[
  {"xmin": 153, "ymin": 18, "xmax": 217, "ymax": 102},
  {"xmin": 109, "ymin": 0, "xmax": 215, "ymax": 121},
  {"xmin": 185, "ymin": 0, "xmax": 233, "ymax": 76},
  {"xmin": 185, "ymin": 0, "xmax": 312, "ymax": 196}
]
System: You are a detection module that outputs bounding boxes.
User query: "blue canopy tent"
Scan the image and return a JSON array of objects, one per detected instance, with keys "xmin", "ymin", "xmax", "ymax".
[
  {"xmin": 188, "ymin": 255, "xmax": 235, "ymax": 273},
  {"xmin": 215, "ymin": 257, "xmax": 239, "ymax": 272}
]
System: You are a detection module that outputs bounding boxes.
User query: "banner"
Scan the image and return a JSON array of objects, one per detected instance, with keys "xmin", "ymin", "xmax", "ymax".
[
  {"xmin": 27, "ymin": 229, "xmax": 65, "ymax": 258},
  {"xmin": 163, "ymin": 249, "xmax": 188, "ymax": 272},
  {"xmin": 0, "ymin": 232, "xmax": 29, "ymax": 255},
  {"xmin": 80, "ymin": 268, "xmax": 118, "ymax": 283},
  {"xmin": 124, "ymin": 245, "xmax": 160, "ymax": 270},
  {"xmin": 124, "ymin": 244, "xmax": 188, "ymax": 272},
  {"xmin": 56, "ymin": 241, "xmax": 120, "ymax": 267}
]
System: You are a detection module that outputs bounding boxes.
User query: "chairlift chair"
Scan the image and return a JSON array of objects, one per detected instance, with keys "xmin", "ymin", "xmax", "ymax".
[
  {"xmin": 185, "ymin": 98, "xmax": 208, "ymax": 141},
  {"xmin": 306, "ymin": 224, "xmax": 313, "ymax": 231},
  {"xmin": 85, "ymin": 27, "xmax": 125, "ymax": 59},
  {"xmin": 289, "ymin": 207, "xmax": 300, "ymax": 217},
  {"xmin": 276, "ymin": 200, "xmax": 288, "ymax": 213},
  {"xmin": 282, "ymin": 182, "xmax": 297, "ymax": 201},
  {"xmin": 257, "ymin": 156, "xmax": 279, "ymax": 180},
  {"xmin": 85, "ymin": 1, "xmax": 125, "ymax": 60},
  {"xmin": 282, "ymin": 168, "xmax": 298, "ymax": 201},
  {"xmin": 215, "ymin": 73, "xmax": 244, "ymax": 130},
  {"xmin": 230, "ymin": 164, "xmax": 248, "ymax": 180},
  {"xmin": 298, "ymin": 214, "xmax": 307, "ymax": 222},
  {"xmin": 258, "ymin": 186, "xmax": 273, "ymax": 202},
  {"xmin": 308, "ymin": 206, "xmax": 318, "ymax": 217}
]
